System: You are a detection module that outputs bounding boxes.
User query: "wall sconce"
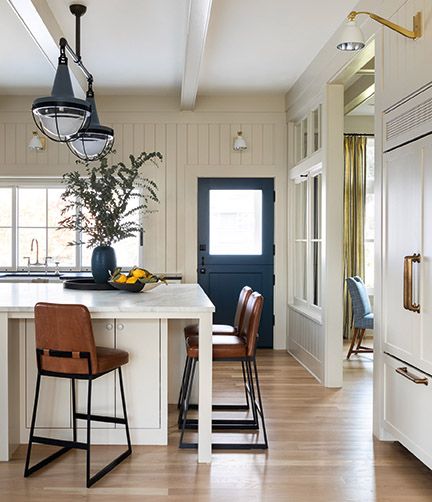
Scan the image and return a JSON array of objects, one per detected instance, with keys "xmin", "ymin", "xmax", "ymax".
[
  {"xmin": 337, "ymin": 10, "xmax": 422, "ymax": 51},
  {"xmin": 233, "ymin": 131, "xmax": 247, "ymax": 151},
  {"xmin": 28, "ymin": 131, "xmax": 46, "ymax": 151}
]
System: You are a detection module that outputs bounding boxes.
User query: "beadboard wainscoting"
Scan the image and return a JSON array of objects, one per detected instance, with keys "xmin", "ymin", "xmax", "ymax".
[{"xmin": 288, "ymin": 306, "xmax": 323, "ymax": 382}]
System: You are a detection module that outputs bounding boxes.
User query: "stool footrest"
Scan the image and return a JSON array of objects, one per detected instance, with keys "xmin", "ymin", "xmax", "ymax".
[
  {"xmin": 32, "ymin": 436, "xmax": 87, "ymax": 450},
  {"xmin": 74, "ymin": 412, "xmax": 126, "ymax": 425},
  {"xmin": 183, "ymin": 418, "xmax": 259, "ymax": 430},
  {"xmin": 187, "ymin": 403, "xmax": 249, "ymax": 411}
]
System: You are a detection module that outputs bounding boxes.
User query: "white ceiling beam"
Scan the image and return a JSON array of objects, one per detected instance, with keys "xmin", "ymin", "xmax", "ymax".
[
  {"xmin": 181, "ymin": 0, "xmax": 213, "ymax": 110},
  {"xmin": 7, "ymin": 0, "xmax": 86, "ymax": 97}
]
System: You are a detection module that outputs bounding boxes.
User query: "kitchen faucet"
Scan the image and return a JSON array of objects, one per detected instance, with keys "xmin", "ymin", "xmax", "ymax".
[{"xmin": 30, "ymin": 238, "xmax": 43, "ymax": 265}]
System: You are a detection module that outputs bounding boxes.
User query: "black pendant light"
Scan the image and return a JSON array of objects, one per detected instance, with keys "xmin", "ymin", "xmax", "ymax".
[
  {"xmin": 31, "ymin": 4, "xmax": 114, "ymax": 160},
  {"xmin": 31, "ymin": 39, "xmax": 91, "ymax": 142},
  {"xmin": 67, "ymin": 81, "xmax": 114, "ymax": 161}
]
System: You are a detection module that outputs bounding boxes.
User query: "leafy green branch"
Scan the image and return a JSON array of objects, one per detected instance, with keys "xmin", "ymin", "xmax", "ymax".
[{"xmin": 58, "ymin": 152, "xmax": 161, "ymax": 247}]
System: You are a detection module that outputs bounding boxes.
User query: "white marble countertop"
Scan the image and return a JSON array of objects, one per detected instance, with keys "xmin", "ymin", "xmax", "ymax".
[{"xmin": 0, "ymin": 283, "xmax": 214, "ymax": 314}]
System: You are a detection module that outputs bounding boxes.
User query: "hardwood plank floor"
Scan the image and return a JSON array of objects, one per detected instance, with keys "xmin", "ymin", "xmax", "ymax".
[{"xmin": 1, "ymin": 349, "xmax": 432, "ymax": 501}]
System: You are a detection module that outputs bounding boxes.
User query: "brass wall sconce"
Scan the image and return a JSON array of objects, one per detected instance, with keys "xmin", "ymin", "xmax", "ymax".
[
  {"xmin": 28, "ymin": 131, "xmax": 47, "ymax": 151},
  {"xmin": 337, "ymin": 10, "xmax": 422, "ymax": 51}
]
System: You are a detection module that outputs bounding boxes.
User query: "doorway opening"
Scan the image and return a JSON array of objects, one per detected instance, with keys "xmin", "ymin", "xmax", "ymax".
[{"xmin": 342, "ymin": 52, "xmax": 375, "ymax": 378}]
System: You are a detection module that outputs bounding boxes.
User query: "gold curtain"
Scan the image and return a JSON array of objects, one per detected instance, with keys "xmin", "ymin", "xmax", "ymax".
[{"xmin": 343, "ymin": 135, "xmax": 367, "ymax": 339}]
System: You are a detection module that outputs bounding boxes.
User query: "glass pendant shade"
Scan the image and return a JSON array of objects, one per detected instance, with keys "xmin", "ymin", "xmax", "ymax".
[
  {"xmin": 32, "ymin": 57, "xmax": 91, "ymax": 142},
  {"xmin": 67, "ymin": 95, "xmax": 114, "ymax": 161}
]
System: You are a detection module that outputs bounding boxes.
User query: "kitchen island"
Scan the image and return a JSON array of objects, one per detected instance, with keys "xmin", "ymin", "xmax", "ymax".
[{"xmin": 0, "ymin": 283, "xmax": 214, "ymax": 463}]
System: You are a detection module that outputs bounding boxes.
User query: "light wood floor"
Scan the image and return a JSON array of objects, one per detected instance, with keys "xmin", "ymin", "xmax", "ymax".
[{"xmin": 1, "ymin": 349, "xmax": 432, "ymax": 501}]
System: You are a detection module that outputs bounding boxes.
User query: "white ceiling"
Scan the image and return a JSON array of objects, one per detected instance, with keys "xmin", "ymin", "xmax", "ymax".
[
  {"xmin": 348, "ymin": 93, "xmax": 375, "ymax": 116},
  {"xmin": 0, "ymin": 0, "xmax": 55, "ymax": 94},
  {"xmin": 0, "ymin": 0, "xmax": 360, "ymax": 97}
]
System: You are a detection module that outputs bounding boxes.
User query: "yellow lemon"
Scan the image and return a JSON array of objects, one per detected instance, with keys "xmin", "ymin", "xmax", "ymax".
[
  {"xmin": 131, "ymin": 268, "xmax": 146, "ymax": 278},
  {"xmin": 126, "ymin": 276, "xmax": 138, "ymax": 284},
  {"xmin": 115, "ymin": 274, "xmax": 127, "ymax": 283}
]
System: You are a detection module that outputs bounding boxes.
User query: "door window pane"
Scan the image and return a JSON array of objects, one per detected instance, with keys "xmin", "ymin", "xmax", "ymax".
[
  {"xmin": 312, "ymin": 241, "xmax": 321, "ymax": 307},
  {"xmin": 0, "ymin": 188, "xmax": 12, "ymax": 226},
  {"xmin": 209, "ymin": 190, "xmax": 262, "ymax": 255}
]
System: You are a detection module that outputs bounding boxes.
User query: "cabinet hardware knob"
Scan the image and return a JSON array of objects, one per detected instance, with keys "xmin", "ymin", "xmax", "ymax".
[
  {"xmin": 117, "ymin": 323, "xmax": 124, "ymax": 331},
  {"xmin": 106, "ymin": 323, "xmax": 113, "ymax": 330}
]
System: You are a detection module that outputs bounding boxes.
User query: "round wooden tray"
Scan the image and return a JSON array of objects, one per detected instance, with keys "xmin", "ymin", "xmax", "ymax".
[{"xmin": 63, "ymin": 278, "xmax": 115, "ymax": 290}]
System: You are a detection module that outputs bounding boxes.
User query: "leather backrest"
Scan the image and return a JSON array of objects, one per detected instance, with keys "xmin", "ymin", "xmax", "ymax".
[
  {"xmin": 239, "ymin": 292, "xmax": 264, "ymax": 357},
  {"xmin": 233, "ymin": 286, "xmax": 253, "ymax": 332},
  {"xmin": 346, "ymin": 276, "xmax": 372, "ymax": 320},
  {"xmin": 34, "ymin": 302, "xmax": 97, "ymax": 375}
]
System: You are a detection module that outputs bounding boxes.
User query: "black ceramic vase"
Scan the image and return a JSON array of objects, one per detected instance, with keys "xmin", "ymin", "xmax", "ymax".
[{"xmin": 91, "ymin": 245, "xmax": 117, "ymax": 284}]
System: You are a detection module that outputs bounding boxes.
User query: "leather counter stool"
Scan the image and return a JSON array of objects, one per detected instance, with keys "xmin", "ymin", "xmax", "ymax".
[
  {"xmin": 178, "ymin": 286, "xmax": 253, "ymax": 412},
  {"xmin": 179, "ymin": 292, "xmax": 268, "ymax": 450},
  {"xmin": 24, "ymin": 302, "xmax": 132, "ymax": 488}
]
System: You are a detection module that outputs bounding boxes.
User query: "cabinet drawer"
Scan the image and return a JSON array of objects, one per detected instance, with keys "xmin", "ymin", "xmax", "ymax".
[{"xmin": 384, "ymin": 354, "xmax": 432, "ymax": 469}]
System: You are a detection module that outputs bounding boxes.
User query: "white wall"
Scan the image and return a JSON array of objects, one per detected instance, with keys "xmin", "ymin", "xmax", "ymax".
[
  {"xmin": 344, "ymin": 115, "xmax": 375, "ymax": 134},
  {"xmin": 0, "ymin": 94, "xmax": 288, "ymax": 348}
]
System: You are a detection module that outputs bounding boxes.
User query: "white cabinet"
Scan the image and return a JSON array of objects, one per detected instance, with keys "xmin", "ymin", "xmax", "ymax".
[
  {"xmin": 382, "ymin": 137, "xmax": 432, "ymax": 374},
  {"xmin": 115, "ymin": 319, "xmax": 160, "ymax": 429},
  {"xmin": 383, "ymin": 353, "xmax": 432, "ymax": 469}
]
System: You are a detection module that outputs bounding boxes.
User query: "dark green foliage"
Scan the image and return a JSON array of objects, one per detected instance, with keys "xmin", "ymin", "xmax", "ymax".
[{"xmin": 58, "ymin": 152, "xmax": 161, "ymax": 247}]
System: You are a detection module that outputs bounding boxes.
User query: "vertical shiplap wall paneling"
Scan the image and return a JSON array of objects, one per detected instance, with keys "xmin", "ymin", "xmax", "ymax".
[
  {"xmin": 15, "ymin": 125, "xmax": 26, "ymax": 166},
  {"xmin": 155, "ymin": 124, "xmax": 167, "ymax": 272},
  {"xmin": 219, "ymin": 125, "xmax": 231, "ymax": 165},
  {"xmin": 5, "ymin": 125, "xmax": 15, "ymax": 165},
  {"xmin": 198, "ymin": 124, "xmax": 209, "ymax": 165},
  {"xmin": 165, "ymin": 124, "xmax": 178, "ymax": 273},
  {"xmin": 176, "ymin": 123, "xmax": 187, "ymax": 276},
  {"xmin": 252, "ymin": 124, "xmax": 263, "ymax": 165},
  {"xmin": 187, "ymin": 124, "xmax": 198, "ymax": 165},
  {"xmin": 208, "ymin": 124, "xmax": 220, "ymax": 165},
  {"xmin": 262, "ymin": 124, "xmax": 274, "ymax": 165}
]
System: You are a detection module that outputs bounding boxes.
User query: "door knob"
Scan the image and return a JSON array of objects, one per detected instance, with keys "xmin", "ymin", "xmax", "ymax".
[
  {"xmin": 106, "ymin": 323, "xmax": 113, "ymax": 330},
  {"xmin": 117, "ymin": 323, "xmax": 124, "ymax": 331}
]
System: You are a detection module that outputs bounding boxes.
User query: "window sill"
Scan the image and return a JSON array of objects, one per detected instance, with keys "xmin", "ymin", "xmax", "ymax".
[{"xmin": 288, "ymin": 303, "xmax": 323, "ymax": 325}]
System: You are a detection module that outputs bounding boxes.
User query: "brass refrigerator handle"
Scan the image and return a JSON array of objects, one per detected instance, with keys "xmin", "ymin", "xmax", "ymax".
[
  {"xmin": 403, "ymin": 253, "xmax": 421, "ymax": 313},
  {"xmin": 396, "ymin": 366, "xmax": 428, "ymax": 385}
]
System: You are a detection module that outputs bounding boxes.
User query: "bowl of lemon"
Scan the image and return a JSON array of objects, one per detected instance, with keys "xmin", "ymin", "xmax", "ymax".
[{"xmin": 109, "ymin": 267, "xmax": 167, "ymax": 293}]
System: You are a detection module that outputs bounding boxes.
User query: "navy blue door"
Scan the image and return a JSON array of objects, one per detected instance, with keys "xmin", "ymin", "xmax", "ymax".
[{"xmin": 198, "ymin": 178, "xmax": 274, "ymax": 347}]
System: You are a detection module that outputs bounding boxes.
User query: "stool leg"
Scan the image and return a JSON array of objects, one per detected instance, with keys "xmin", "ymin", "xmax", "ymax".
[
  {"xmin": 179, "ymin": 358, "xmax": 197, "ymax": 448},
  {"xmin": 86, "ymin": 378, "xmax": 93, "ymax": 488},
  {"xmin": 241, "ymin": 361, "xmax": 250, "ymax": 410},
  {"xmin": 118, "ymin": 367, "xmax": 132, "ymax": 453},
  {"xmin": 177, "ymin": 356, "xmax": 191, "ymax": 410},
  {"xmin": 24, "ymin": 373, "xmax": 41, "ymax": 477},
  {"xmin": 245, "ymin": 360, "xmax": 259, "ymax": 428},
  {"xmin": 252, "ymin": 358, "xmax": 269, "ymax": 449},
  {"xmin": 71, "ymin": 378, "xmax": 77, "ymax": 443}
]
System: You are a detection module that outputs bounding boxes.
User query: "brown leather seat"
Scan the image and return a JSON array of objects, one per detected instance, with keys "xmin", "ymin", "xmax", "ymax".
[
  {"xmin": 35, "ymin": 302, "xmax": 129, "ymax": 375},
  {"xmin": 186, "ymin": 334, "xmax": 247, "ymax": 359},
  {"xmin": 183, "ymin": 286, "xmax": 252, "ymax": 338},
  {"xmin": 184, "ymin": 323, "xmax": 236, "ymax": 337}
]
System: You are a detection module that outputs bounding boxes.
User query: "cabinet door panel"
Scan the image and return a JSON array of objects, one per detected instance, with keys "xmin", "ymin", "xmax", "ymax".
[
  {"xmin": 115, "ymin": 319, "xmax": 160, "ymax": 429},
  {"xmin": 76, "ymin": 319, "xmax": 115, "ymax": 428},
  {"xmin": 25, "ymin": 320, "xmax": 71, "ymax": 429},
  {"xmin": 420, "ymin": 143, "xmax": 432, "ymax": 370},
  {"xmin": 383, "ymin": 143, "xmax": 421, "ymax": 362}
]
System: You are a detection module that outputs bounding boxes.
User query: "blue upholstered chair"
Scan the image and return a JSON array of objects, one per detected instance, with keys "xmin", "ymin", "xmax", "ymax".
[{"xmin": 346, "ymin": 276, "xmax": 374, "ymax": 359}]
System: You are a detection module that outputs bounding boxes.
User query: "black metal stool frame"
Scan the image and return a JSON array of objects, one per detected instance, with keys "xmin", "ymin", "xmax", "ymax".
[
  {"xmin": 24, "ymin": 348, "xmax": 132, "ymax": 488},
  {"xmin": 177, "ymin": 356, "xmax": 250, "ymax": 416},
  {"xmin": 178, "ymin": 355, "xmax": 268, "ymax": 450}
]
